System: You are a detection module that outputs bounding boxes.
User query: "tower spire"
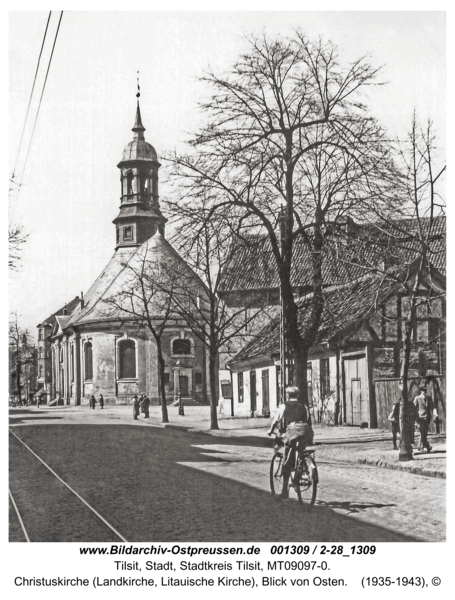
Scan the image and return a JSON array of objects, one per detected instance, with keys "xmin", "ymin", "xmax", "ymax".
[{"xmin": 132, "ymin": 71, "xmax": 145, "ymax": 139}]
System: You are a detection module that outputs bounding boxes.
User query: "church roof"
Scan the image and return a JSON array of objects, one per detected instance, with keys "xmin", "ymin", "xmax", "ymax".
[{"xmin": 65, "ymin": 231, "xmax": 205, "ymax": 329}]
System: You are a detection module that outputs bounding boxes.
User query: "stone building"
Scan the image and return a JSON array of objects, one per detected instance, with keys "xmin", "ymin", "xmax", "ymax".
[
  {"xmin": 36, "ymin": 297, "xmax": 81, "ymax": 401},
  {"xmin": 42, "ymin": 102, "xmax": 209, "ymax": 405}
]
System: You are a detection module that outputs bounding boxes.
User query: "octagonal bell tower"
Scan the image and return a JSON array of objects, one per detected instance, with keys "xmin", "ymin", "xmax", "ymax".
[{"xmin": 113, "ymin": 101, "xmax": 167, "ymax": 249}]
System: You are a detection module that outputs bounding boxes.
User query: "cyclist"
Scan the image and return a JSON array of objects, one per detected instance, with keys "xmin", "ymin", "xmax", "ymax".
[{"xmin": 267, "ymin": 386, "xmax": 314, "ymax": 499}]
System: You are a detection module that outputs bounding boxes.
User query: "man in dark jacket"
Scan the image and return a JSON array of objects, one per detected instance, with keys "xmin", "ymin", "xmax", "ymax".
[
  {"xmin": 99, "ymin": 394, "xmax": 104, "ymax": 409},
  {"xmin": 267, "ymin": 386, "xmax": 314, "ymax": 499},
  {"xmin": 90, "ymin": 395, "xmax": 96, "ymax": 409},
  {"xmin": 140, "ymin": 394, "xmax": 150, "ymax": 418},
  {"xmin": 132, "ymin": 395, "xmax": 140, "ymax": 420},
  {"xmin": 414, "ymin": 385, "xmax": 437, "ymax": 452}
]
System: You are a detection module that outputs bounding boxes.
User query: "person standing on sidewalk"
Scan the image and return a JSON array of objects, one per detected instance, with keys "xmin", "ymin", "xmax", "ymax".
[
  {"xmin": 132, "ymin": 395, "xmax": 140, "ymax": 420},
  {"xmin": 89, "ymin": 395, "xmax": 96, "ymax": 410},
  {"xmin": 99, "ymin": 394, "xmax": 104, "ymax": 409},
  {"xmin": 414, "ymin": 385, "xmax": 438, "ymax": 453},
  {"xmin": 140, "ymin": 394, "xmax": 150, "ymax": 418},
  {"xmin": 389, "ymin": 398, "xmax": 400, "ymax": 450}
]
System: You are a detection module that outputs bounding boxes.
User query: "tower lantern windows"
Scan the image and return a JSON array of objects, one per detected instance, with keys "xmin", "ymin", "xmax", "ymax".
[
  {"xmin": 126, "ymin": 171, "xmax": 135, "ymax": 195},
  {"xmin": 139, "ymin": 172, "xmax": 150, "ymax": 193}
]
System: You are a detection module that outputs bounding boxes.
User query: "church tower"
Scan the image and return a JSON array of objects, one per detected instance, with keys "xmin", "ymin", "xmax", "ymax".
[{"xmin": 113, "ymin": 101, "xmax": 167, "ymax": 249}]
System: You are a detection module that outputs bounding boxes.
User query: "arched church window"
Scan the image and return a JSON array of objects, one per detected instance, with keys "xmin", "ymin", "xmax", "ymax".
[
  {"xmin": 124, "ymin": 226, "xmax": 133, "ymax": 241},
  {"xmin": 39, "ymin": 347, "xmax": 43, "ymax": 358},
  {"xmin": 172, "ymin": 339, "xmax": 191, "ymax": 355},
  {"xmin": 85, "ymin": 342, "xmax": 93, "ymax": 380},
  {"xmin": 119, "ymin": 339, "xmax": 136, "ymax": 379},
  {"xmin": 127, "ymin": 171, "xmax": 135, "ymax": 194}
]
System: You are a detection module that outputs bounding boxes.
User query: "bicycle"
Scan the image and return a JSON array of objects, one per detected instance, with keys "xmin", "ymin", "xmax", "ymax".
[{"xmin": 269, "ymin": 434, "xmax": 318, "ymax": 506}]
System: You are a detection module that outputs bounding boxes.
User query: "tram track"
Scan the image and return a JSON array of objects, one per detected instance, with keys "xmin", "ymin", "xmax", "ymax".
[{"xmin": 9, "ymin": 428, "xmax": 128, "ymax": 543}]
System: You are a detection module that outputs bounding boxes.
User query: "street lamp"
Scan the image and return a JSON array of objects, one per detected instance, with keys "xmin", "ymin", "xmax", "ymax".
[{"xmin": 176, "ymin": 360, "xmax": 184, "ymax": 416}]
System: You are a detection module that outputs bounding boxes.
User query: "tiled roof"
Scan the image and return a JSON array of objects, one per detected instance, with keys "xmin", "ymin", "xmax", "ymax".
[
  {"xmin": 38, "ymin": 296, "xmax": 81, "ymax": 329},
  {"xmin": 219, "ymin": 216, "xmax": 446, "ymax": 294},
  {"xmin": 228, "ymin": 274, "xmax": 397, "ymax": 366}
]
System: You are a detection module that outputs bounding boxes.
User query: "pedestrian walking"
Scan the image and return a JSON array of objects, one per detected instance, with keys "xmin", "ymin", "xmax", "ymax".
[
  {"xmin": 132, "ymin": 395, "xmax": 140, "ymax": 420},
  {"xmin": 388, "ymin": 398, "xmax": 400, "ymax": 450},
  {"xmin": 414, "ymin": 385, "xmax": 438, "ymax": 453},
  {"xmin": 36, "ymin": 395, "xmax": 41, "ymax": 408},
  {"xmin": 99, "ymin": 394, "xmax": 104, "ymax": 409},
  {"xmin": 140, "ymin": 394, "xmax": 150, "ymax": 418},
  {"xmin": 90, "ymin": 395, "xmax": 96, "ymax": 410}
]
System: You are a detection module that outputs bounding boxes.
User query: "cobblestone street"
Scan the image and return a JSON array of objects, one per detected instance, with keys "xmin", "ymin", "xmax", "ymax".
[{"xmin": 9, "ymin": 406, "xmax": 445, "ymax": 543}]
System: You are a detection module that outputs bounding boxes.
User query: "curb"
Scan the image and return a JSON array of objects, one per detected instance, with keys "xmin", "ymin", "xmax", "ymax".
[{"xmin": 356, "ymin": 457, "xmax": 446, "ymax": 479}]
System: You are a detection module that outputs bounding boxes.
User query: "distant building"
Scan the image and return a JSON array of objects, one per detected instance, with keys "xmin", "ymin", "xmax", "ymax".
[
  {"xmin": 36, "ymin": 297, "xmax": 81, "ymax": 402},
  {"xmin": 40, "ymin": 102, "xmax": 210, "ymax": 405},
  {"xmin": 9, "ymin": 334, "xmax": 38, "ymax": 403}
]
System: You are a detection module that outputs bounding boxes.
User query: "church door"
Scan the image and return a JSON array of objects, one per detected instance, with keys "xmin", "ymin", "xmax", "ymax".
[{"xmin": 179, "ymin": 375, "xmax": 189, "ymax": 397}]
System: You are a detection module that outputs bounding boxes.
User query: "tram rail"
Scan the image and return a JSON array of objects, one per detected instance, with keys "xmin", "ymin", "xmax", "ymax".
[{"xmin": 9, "ymin": 428, "xmax": 128, "ymax": 543}]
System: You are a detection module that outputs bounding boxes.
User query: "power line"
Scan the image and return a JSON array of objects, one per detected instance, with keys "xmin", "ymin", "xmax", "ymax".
[
  {"xmin": 19, "ymin": 11, "xmax": 64, "ymax": 192},
  {"xmin": 11, "ymin": 11, "xmax": 52, "ymax": 181}
]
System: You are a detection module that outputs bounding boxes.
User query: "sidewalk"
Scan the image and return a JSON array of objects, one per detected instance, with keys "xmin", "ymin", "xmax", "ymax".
[
  {"xmin": 13, "ymin": 403, "xmax": 446, "ymax": 478},
  {"xmin": 151, "ymin": 405, "xmax": 447, "ymax": 479}
]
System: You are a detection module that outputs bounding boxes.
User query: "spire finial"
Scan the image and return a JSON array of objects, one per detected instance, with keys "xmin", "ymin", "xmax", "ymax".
[{"xmin": 132, "ymin": 71, "xmax": 145, "ymax": 138}]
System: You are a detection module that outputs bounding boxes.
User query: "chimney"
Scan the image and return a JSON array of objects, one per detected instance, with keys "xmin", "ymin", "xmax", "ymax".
[
  {"xmin": 80, "ymin": 291, "xmax": 84, "ymax": 309},
  {"xmin": 63, "ymin": 306, "xmax": 68, "ymax": 316}
]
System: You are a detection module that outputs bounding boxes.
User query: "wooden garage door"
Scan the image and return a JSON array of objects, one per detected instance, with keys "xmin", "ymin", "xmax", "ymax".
[{"xmin": 343, "ymin": 355, "xmax": 369, "ymax": 426}]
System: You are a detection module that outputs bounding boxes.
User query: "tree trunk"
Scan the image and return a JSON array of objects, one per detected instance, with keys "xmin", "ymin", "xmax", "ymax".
[
  {"xmin": 156, "ymin": 339, "xmax": 169, "ymax": 423},
  {"xmin": 399, "ymin": 305, "xmax": 417, "ymax": 461},
  {"xmin": 208, "ymin": 350, "xmax": 219, "ymax": 430}
]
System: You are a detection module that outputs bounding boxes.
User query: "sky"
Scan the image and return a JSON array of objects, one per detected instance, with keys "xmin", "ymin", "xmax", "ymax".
[{"xmin": 8, "ymin": 10, "xmax": 446, "ymax": 339}]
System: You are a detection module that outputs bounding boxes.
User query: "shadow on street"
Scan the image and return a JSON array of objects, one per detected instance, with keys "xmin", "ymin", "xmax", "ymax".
[{"xmin": 10, "ymin": 423, "xmax": 423, "ymax": 543}]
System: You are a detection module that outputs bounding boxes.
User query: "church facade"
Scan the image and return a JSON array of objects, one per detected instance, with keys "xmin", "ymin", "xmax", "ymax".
[{"xmin": 43, "ymin": 103, "xmax": 210, "ymax": 405}]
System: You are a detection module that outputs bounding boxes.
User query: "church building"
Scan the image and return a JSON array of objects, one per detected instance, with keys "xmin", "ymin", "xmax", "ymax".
[{"xmin": 43, "ymin": 102, "xmax": 209, "ymax": 405}]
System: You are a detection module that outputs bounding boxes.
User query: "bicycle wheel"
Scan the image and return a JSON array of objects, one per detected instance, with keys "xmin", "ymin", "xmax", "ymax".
[
  {"xmin": 270, "ymin": 453, "xmax": 285, "ymax": 500},
  {"xmin": 295, "ymin": 455, "xmax": 317, "ymax": 506}
]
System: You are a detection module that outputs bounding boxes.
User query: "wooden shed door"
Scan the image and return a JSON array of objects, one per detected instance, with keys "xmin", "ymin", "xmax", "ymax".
[
  {"xmin": 262, "ymin": 370, "xmax": 270, "ymax": 414},
  {"xmin": 343, "ymin": 355, "xmax": 369, "ymax": 426},
  {"xmin": 250, "ymin": 370, "xmax": 257, "ymax": 411}
]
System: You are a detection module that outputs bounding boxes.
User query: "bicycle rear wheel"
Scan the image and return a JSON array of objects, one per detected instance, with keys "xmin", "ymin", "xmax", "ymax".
[
  {"xmin": 295, "ymin": 456, "xmax": 317, "ymax": 506},
  {"xmin": 270, "ymin": 453, "xmax": 285, "ymax": 500}
]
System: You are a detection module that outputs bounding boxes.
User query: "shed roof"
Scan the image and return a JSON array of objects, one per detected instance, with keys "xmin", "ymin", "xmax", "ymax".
[{"xmin": 219, "ymin": 216, "xmax": 446, "ymax": 295}]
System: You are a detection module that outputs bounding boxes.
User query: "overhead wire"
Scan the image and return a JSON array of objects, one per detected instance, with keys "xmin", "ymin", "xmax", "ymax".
[
  {"xmin": 11, "ymin": 11, "xmax": 52, "ymax": 182},
  {"xmin": 18, "ymin": 11, "xmax": 64, "ymax": 195}
]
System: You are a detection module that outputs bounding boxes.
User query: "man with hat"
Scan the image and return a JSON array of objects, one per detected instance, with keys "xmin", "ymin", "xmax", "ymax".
[
  {"xmin": 132, "ymin": 395, "xmax": 140, "ymax": 420},
  {"xmin": 413, "ymin": 384, "xmax": 438, "ymax": 452},
  {"xmin": 267, "ymin": 386, "xmax": 314, "ymax": 499}
]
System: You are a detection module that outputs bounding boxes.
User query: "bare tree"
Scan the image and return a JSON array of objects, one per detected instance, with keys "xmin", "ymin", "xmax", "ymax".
[
  {"xmin": 392, "ymin": 117, "xmax": 445, "ymax": 461},
  {"xmin": 9, "ymin": 224, "xmax": 28, "ymax": 271},
  {"xmin": 9, "ymin": 314, "xmax": 35, "ymax": 402},
  {"xmin": 103, "ymin": 235, "xmax": 207, "ymax": 424},
  {"xmin": 333, "ymin": 115, "xmax": 445, "ymax": 460},
  {"xmin": 164, "ymin": 199, "xmax": 275, "ymax": 429},
  {"xmin": 170, "ymin": 31, "xmax": 398, "ymax": 409}
]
